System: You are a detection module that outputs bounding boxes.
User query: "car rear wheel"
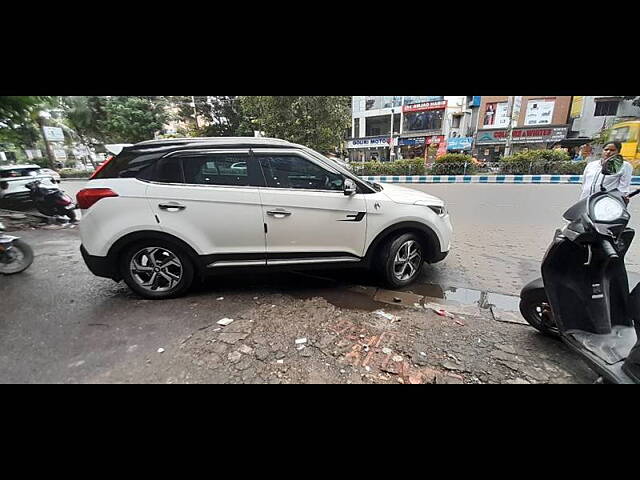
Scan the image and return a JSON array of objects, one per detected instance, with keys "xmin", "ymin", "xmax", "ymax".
[
  {"xmin": 377, "ymin": 233, "xmax": 425, "ymax": 288},
  {"xmin": 120, "ymin": 240, "xmax": 194, "ymax": 299}
]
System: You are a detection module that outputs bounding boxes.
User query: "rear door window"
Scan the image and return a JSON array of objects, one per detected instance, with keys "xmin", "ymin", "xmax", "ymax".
[{"xmin": 181, "ymin": 154, "xmax": 260, "ymax": 186}]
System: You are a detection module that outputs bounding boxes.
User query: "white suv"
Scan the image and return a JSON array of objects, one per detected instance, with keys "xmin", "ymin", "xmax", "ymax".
[{"xmin": 77, "ymin": 138, "xmax": 452, "ymax": 299}]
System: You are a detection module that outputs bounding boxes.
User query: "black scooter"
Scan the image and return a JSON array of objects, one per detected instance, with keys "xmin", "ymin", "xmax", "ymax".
[
  {"xmin": 24, "ymin": 180, "xmax": 77, "ymax": 222},
  {"xmin": 520, "ymin": 179, "xmax": 640, "ymax": 383}
]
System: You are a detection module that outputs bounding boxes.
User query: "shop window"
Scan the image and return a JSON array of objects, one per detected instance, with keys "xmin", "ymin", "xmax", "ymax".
[
  {"xmin": 452, "ymin": 115, "xmax": 461, "ymax": 128},
  {"xmin": 594, "ymin": 101, "xmax": 619, "ymax": 117},
  {"xmin": 403, "ymin": 110, "xmax": 443, "ymax": 132},
  {"xmin": 354, "ymin": 119, "xmax": 360, "ymax": 138},
  {"xmin": 366, "ymin": 115, "xmax": 391, "ymax": 136}
]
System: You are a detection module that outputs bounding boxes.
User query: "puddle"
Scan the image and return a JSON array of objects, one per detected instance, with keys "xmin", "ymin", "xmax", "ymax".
[
  {"xmin": 403, "ymin": 283, "xmax": 521, "ymax": 312},
  {"xmin": 292, "ymin": 277, "xmax": 521, "ymax": 318}
]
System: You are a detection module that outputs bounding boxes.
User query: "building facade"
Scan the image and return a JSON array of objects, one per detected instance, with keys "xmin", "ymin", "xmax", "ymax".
[
  {"xmin": 569, "ymin": 96, "xmax": 640, "ymax": 140},
  {"xmin": 473, "ymin": 96, "xmax": 572, "ymax": 162},
  {"xmin": 348, "ymin": 96, "xmax": 479, "ymax": 162}
]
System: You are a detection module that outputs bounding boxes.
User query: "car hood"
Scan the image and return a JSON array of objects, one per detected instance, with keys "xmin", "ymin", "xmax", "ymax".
[{"xmin": 378, "ymin": 182, "xmax": 444, "ymax": 206}]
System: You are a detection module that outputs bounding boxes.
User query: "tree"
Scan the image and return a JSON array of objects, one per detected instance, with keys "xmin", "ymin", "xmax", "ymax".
[
  {"xmin": 0, "ymin": 96, "xmax": 54, "ymax": 148},
  {"xmin": 98, "ymin": 96, "xmax": 169, "ymax": 143},
  {"xmin": 238, "ymin": 96, "xmax": 351, "ymax": 153}
]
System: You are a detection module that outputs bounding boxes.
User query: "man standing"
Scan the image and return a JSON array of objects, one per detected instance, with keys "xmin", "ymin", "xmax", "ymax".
[{"xmin": 580, "ymin": 141, "xmax": 632, "ymax": 201}]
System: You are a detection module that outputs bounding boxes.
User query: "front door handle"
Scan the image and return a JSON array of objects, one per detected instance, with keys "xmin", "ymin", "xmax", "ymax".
[
  {"xmin": 159, "ymin": 203, "xmax": 186, "ymax": 211},
  {"xmin": 266, "ymin": 209, "xmax": 292, "ymax": 217}
]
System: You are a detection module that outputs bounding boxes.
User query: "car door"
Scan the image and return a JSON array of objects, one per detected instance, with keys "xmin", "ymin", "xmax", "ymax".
[
  {"xmin": 254, "ymin": 149, "xmax": 367, "ymax": 264},
  {"xmin": 144, "ymin": 150, "xmax": 267, "ymax": 267}
]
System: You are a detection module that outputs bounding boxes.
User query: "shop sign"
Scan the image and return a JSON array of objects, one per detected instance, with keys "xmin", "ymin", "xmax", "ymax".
[
  {"xmin": 447, "ymin": 137, "xmax": 474, "ymax": 150},
  {"xmin": 426, "ymin": 135, "xmax": 445, "ymax": 145},
  {"xmin": 398, "ymin": 136, "xmax": 426, "ymax": 146},
  {"xmin": 475, "ymin": 127, "xmax": 568, "ymax": 145},
  {"xmin": 402, "ymin": 100, "xmax": 448, "ymax": 114},
  {"xmin": 43, "ymin": 127, "xmax": 65, "ymax": 142},
  {"xmin": 347, "ymin": 136, "xmax": 391, "ymax": 148},
  {"xmin": 53, "ymin": 147, "xmax": 67, "ymax": 160}
]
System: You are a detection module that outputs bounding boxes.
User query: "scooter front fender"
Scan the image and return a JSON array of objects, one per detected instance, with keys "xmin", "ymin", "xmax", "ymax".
[{"xmin": 521, "ymin": 277, "xmax": 544, "ymax": 297}]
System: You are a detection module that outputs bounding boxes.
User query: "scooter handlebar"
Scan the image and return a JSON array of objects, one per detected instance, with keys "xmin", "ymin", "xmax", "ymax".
[{"xmin": 628, "ymin": 189, "xmax": 640, "ymax": 198}]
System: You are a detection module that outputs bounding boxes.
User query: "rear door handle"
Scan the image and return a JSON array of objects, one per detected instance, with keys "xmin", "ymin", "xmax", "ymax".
[
  {"xmin": 267, "ymin": 209, "xmax": 292, "ymax": 217},
  {"xmin": 159, "ymin": 203, "xmax": 186, "ymax": 211}
]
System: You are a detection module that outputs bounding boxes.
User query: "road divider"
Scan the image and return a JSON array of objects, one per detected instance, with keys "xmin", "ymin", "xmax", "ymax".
[{"xmin": 361, "ymin": 175, "xmax": 640, "ymax": 185}]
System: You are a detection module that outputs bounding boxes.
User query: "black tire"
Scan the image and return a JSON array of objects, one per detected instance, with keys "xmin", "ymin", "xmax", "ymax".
[
  {"xmin": 66, "ymin": 209, "xmax": 77, "ymax": 222},
  {"xmin": 0, "ymin": 239, "xmax": 34, "ymax": 275},
  {"xmin": 376, "ymin": 232, "xmax": 425, "ymax": 289},
  {"xmin": 519, "ymin": 288, "xmax": 560, "ymax": 338},
  {"xmin": 119, "ymin": 239, "xmax": 194, "ymax": 300}
]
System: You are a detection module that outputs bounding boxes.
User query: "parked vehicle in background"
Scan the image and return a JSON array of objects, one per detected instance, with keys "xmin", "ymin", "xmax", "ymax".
[
  {"xmin": 0, "ymin": 165, "xmax": 58, "ymax": 205},
  {"xmin": 39, "ymin": 168, "xmax": 61, "ymax": 183},
  {"xmin": 77, "ymin": 137, "xmax": 452, "ymax": 299},
  {"xmin": 609, "ymin": 120, "xmax": 640, "ymax": 169},
  {"xmin": 0, "ymin": 222, "xmax": 34, "ymax": 275},
  {"xmin": 24, "ymin": 180, "xmax": 77, "ymax": 222}
]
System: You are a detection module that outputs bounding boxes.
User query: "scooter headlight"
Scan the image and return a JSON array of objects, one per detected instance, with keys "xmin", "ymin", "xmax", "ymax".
[{"xmin": 592, "ymin": 196, "xmax": 625, "ymax": 222}]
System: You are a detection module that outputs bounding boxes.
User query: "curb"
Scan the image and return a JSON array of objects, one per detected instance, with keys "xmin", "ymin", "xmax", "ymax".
[{"xmin": 361, "ymin": 175, "xmax": 640, "ymax": 185}]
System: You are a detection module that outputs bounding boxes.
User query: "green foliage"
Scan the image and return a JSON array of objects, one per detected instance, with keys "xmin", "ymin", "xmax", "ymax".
[
  {"xmin": 500, "ymin": 149, "xmax": 584, "ymax": 174},
  {"xmin": 430, "ymin": 153, "xmax": 476, "ymax": 175},
  {"xmin": 98, "ymin": 96, "xmax": 169, "ymax": 143},
  {"xmin": 353, "ymin": 159, "xmax": 426, "ymax": 176},
  {"xmin": 0, "ymin": 96, "xmax": 55, "ymax": 148},
  {"xmin": 59, "ymin": 168, "xmax": 91, "ymax": 178},
  {"xmin": 239, "ymin": 96, "xmax": 351, "ymax": 152}
]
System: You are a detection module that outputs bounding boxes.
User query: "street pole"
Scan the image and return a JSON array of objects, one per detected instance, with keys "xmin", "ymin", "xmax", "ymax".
[
  {"xmin": 37, "ymin": 116, "xmax": 56, "ymax": 169},
  {"xmin": 504, "ymin": 96, "xmax": 515, "ymax": 157},
  {"xmin": 192, "ymin": 96, "xmax": 200, "ymax": 130},
  {"xmin": 390, "ymin": 108, "xmax": 395, "ymax": 162}
]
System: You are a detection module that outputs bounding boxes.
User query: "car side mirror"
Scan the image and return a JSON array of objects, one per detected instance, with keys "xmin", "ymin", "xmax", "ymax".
[{"xmin": 344, "ymin": 178, "xmax": 357, "ymax": 196}]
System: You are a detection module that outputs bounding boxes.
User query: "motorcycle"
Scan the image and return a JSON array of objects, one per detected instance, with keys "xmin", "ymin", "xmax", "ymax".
[
  {"xmin": 24, "ymin": 180, "xmax": 77, "ymax": 222},
  {"xmin": 0, "ymin": 222, "xmax": 34, "ymax": 275},
  {"xmin": 519, "ymin": 180, "xmax": 640, "ymax": 384}
]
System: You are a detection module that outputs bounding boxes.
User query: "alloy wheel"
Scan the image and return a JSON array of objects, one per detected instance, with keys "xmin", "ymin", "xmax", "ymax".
[
  {"xmin": 393, "ymin": 240, "xmax": 422, "ymax": 281},
  {"xmin": 129, "ymin": 247, "xmax": 183, "ymax": 293}
]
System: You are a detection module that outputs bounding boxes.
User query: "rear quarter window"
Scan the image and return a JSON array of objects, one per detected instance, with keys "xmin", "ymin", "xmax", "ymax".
[{"xmin": 92, "ymin": 152, "xmax": 158, "ymax": 179}]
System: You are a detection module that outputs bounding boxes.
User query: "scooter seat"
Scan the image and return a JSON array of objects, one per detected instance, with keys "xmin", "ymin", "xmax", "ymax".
[{"xmin": 566, "ymin": 326, "xmax": 637, "ymax": 365}]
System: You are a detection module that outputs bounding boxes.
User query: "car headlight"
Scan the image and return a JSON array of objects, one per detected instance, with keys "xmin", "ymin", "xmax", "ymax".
[
  {"xmin": 414, "ymin": 200, "xmax": 446, "ymax": 216},
  {"xmin": 592, "ymin": 196, "xmax": 625, "ymax": 222}
]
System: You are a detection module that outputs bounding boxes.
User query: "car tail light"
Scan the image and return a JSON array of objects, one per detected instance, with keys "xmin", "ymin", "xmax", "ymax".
[
  {"xmin": 89, "ymin": 154, "xmax": 115, "ymax": 180},
  {"xmin": 76, "ymin": 188, "xmax": 118, "ymax": 210}
]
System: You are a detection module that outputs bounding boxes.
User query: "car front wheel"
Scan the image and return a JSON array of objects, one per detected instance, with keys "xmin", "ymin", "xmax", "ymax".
[
  {"xmin": 377, "ymin": 233, "xmax": 425, "ymax": 288},
  {"xmin": 120, "ymin": 240, "xmax": 194, "ymax": 299}
]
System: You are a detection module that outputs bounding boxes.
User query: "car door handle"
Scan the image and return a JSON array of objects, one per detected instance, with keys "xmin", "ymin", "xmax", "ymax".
[
  {"xmin": 158, "ymin": 203, "xmax": 186, "ymax": 211},
  {"xmin": 266, "ymin": 209, "xmax": 292, "ymax": 217}
]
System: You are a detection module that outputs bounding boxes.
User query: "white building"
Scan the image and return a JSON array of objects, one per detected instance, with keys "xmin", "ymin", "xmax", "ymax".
[{"xmin": 348, "ymin": 96, "xmax": 479, "ymax": 162}]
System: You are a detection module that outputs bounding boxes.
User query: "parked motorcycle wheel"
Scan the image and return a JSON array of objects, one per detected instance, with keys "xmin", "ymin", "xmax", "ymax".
[
  {"xmin": 519, "ymin": 288, "xmax": 560, "ymax": 338},
  {"xmin": 67, "ymin": 209, "xmax": 77, "ymax": 222},
  {"xmin": 0, "ymin": 239, "xmax": 34, "ymax": 275}
]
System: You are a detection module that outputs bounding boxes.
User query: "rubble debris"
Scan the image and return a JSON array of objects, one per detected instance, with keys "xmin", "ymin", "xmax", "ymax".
[
  {"xmin": 294, "ymin": 338, "xmax": 307, "ymax": 345},
  {"xmin": 157, "ymin": 348, "xmax": 165, "ymax": 354},
  {"xmin": 373, "ymin": 310, "xmax": 400, "ymax": 322},
  {"xmin": 217, "ymin": 318, "xmax": 235, "ymax": 326}
]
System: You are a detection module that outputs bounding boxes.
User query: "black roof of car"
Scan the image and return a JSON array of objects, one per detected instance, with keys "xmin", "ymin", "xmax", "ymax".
[{"xmin": 132, "ymin": 137, "xmax": 298, "ymax": 150}]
